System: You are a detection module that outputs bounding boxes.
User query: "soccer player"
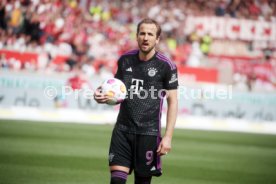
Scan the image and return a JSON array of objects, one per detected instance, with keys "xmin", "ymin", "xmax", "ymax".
[{"xmin": 94, "ymin": 18, "xmax": 178, "ymax": 184}]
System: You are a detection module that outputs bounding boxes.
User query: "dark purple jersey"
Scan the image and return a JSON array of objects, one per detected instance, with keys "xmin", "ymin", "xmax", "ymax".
[{"xmin": 115, "ymin": 50, "xmax": 178, "ymax": 136}]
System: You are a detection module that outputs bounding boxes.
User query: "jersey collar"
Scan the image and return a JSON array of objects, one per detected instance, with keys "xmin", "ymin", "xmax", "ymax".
[{"xmin": 138, "ymin": 50, "xmax": 157, "ymax": 62}]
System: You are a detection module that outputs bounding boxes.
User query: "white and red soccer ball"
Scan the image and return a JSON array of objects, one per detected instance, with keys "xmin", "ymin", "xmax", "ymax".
[{"xmin": 101, "ymin": 78, "xmax": 127, "ymax": 105}]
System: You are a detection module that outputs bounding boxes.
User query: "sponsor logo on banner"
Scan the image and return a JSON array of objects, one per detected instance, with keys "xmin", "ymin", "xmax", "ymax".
[{"xmin": 184, "ymin": 16, "xmax": 276, "ymax": 41}]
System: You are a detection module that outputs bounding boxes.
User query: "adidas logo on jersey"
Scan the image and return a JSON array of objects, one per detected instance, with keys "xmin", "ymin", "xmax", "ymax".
[
  {"xmin": 126, "ymin": 67, "xmax": 132, "ymax": 72},
  {"xmin": 150, "ymin": 166, "xmax": 156, "ymax": 171},
  {"xmin": 169, "ymin": 73, "xmax": 177, "ymax": 83}
]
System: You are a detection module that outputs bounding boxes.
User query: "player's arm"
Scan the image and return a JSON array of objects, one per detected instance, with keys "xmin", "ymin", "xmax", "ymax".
[
  {"xmin": 165, "ymin": 89, "xmax": 178, "ymax": 138},
  {"xmin": 157, "ymin": 62, "xmax": 178, "ymax": 156},
  {"xmin": 157, "ymin": 89, "xmax": 178, "ymax": 156}
]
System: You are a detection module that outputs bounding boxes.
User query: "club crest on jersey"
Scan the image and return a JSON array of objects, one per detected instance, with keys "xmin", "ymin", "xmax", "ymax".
[{"xmin": 148, "ymin": 68, "xmax": 157, "ymax": 77}]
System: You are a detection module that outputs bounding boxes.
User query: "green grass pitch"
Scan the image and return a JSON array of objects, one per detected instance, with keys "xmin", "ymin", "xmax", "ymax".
[{"xmin": 0, "ymin": 119, "xmax": 276, "ymax": 184}]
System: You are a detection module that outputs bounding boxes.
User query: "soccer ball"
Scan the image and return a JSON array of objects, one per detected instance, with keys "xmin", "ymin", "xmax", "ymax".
[{"xmin": 101, "ymin": 78, "xmax": 127, "ymax": 105}]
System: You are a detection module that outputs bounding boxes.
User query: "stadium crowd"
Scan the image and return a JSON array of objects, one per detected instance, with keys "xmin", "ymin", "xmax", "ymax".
[{"xmin": 0, "ymin": 0, "xmax": 276, "ymax": 91}]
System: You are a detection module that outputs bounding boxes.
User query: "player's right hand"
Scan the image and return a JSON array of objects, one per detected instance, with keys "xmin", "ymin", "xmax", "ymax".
[{"xmin": 93, "ymin": 87, "xmax": 109, "ymax": 104}]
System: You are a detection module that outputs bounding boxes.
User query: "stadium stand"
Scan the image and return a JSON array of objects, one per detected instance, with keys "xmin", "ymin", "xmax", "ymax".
[{"xmin": 0, "ymin": 0, "xmax": 275, "ymax": 92}]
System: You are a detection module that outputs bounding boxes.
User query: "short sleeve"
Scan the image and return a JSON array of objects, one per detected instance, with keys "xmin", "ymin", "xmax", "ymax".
[
  {"xmin": 163, "ymin": 66, "xmax": 178, "ymax": 90},
  {"xmin": 114, "ymin": 57, "xmax": 123, "ymax": 80}
]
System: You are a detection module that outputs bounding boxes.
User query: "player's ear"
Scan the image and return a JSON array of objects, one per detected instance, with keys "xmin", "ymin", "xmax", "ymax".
[{"xmin": 156, "ymin": 36, "xmax": 160, "ymax": 44}]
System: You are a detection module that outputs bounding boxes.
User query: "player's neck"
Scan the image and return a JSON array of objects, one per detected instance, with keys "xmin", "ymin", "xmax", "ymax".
[{"xmin": 139, "ymin": 49, "xmax": 156, "ymax": 61}]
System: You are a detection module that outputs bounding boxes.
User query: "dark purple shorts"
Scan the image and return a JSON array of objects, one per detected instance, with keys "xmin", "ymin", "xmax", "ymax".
[{"xmin": 108, "ymin": 127, "xmax": 162, "ymax": 177}]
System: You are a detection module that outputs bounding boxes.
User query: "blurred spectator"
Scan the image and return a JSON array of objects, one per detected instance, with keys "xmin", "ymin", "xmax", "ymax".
[
  {"xmin": 187, "ymin": 41, "xmax": 203, "ymax": 67},
  {"xmin": 233, "ymin": 73, "xmax": 249, "ymax": 92},
  {"xmin": 8, "ymin": 1, "xmax": 23, "ymax": 34},
  {"xmin": 200, "ymin": 33, "xmax": 212, "ymax": 55},
  {"xmin": 0, "ymin": 3, "xmax": 7, "ymax": 30},
  {"xmin": 0, "ymin": 53, "xmax": 8, "ymax": 69},
  {"xmin": 215, "ymin": 1, "xmax": 227, "ymax": 16},
  {"xmin": 67, "ymin": 64, "xmax": 92, "ymax": 90}
]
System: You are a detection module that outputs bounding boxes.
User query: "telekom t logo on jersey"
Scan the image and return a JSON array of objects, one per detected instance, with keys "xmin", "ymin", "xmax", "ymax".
[{"xmin": 130, "ymin": 79, "xmax": 144, "ymax": 94}]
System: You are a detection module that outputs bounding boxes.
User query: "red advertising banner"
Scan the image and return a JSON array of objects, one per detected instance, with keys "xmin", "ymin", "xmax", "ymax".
[
  {"xmin": 178, "ymin": 66, "xmax": 218, "ymax": 83},
  {"xmin": 0, "ymin": 49, "xmax": 38, "ymax": 62},
  {"xmin": 0, "ymin": 49, "xmax": 68, "ymax": 65}
]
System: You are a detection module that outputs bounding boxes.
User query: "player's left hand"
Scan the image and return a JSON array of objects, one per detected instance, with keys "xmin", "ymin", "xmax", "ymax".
[
  {"xmin": 157, "ymin": 136, "xmax": 172, "ymax": 156},
  {"xmin": 93, "ymin": 87, "xmax": 109, "ymax": 104}
]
